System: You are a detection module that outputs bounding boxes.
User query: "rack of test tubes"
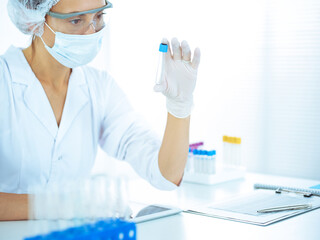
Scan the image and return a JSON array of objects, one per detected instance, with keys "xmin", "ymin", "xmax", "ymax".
[
  {"xmin": 24, "ymin": 174, "xmax": 135, "ymax": 240},
  {"xmin": 25, "ymin": 218, "xmax": 136, "ymax": 240},
  {"xmin": 183, "ymin": 137, "xmax": 245, "ymax": 185}
]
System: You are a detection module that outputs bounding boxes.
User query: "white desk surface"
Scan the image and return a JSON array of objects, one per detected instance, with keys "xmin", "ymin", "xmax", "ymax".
[{"xmin": 1, "ymin": 172, "xmax": 319, "ymax": 240}]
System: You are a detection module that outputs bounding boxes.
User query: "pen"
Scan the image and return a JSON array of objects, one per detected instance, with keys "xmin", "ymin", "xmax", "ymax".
[{"xmin": 257, "ymin": 204, "xmax": 312, "ymax": 213}]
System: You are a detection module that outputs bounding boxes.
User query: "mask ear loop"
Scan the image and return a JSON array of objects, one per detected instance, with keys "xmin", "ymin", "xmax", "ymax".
[
  {"xmin": 44, "ymin": 22, "xmax": 56, "ymax": 35},
  {"xmin": 40, "ymin": 22, "xmax": 56, "ymax": 48}
]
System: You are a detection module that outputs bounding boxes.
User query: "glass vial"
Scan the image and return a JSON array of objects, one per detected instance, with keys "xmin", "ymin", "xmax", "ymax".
[{"xmin": 155, "ymin": 43, "xmax": 168, "ymax": 85}]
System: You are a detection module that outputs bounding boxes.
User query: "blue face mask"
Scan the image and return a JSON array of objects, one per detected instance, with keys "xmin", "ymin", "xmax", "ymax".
[{"xmin": 40, "ymin": 22, "xmax": 105, "ymax": 68}]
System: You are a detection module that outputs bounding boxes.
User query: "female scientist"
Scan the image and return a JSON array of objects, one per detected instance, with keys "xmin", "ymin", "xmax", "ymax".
[{"xmin": 0, "ymin": 0, "xmax": 201, "ymax": 220}]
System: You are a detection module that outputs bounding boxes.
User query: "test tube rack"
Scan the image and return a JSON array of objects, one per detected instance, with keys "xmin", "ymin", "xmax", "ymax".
[
  {"xmin": 183, "ymin": 141, "xmax": 245, "ymax": 185},
  {"xmin": 24, "ymin": 218, "xmax": 136, "ymax": 240}
]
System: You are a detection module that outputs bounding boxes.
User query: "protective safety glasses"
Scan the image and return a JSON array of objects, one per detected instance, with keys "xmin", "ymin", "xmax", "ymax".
[
  {"xmin": 47, "ymin": 1, "xmax": 113, "ymax": 34},
  {"xmin": 47, "ymin": 1, "xmax": 113, "ymax": 19}
]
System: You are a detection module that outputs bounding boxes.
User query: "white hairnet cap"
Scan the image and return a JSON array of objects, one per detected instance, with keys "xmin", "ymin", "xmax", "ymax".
[{"xmin": 7, "ymin": 0, "xmax": 60, "ymax": 36}]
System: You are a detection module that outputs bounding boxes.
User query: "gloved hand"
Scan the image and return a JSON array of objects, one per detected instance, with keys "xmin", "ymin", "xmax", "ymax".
[{"xmin": 153, "ymin": 37, "xmax": 201, "ymax": 118}]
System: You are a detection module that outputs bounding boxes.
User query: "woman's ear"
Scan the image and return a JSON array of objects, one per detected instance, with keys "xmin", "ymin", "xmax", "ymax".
[{"xmin": 26, "ymin": 23, "xmax": 43, "ymax": 37}]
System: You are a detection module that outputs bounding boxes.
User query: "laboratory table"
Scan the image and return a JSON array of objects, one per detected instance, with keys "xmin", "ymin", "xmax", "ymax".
[{"xmin": 1, "ymin": 173, "xmax": 319, "ymax": 240}]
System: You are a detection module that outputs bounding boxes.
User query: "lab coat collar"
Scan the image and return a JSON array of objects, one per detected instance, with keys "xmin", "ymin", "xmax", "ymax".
[
  {"xmin": 3, "ymin": 46, "xmax": 86, "ymax": 86},
  {"xmin": 4, "ymin": 46, "xmax": 89, "ymax": 140}
]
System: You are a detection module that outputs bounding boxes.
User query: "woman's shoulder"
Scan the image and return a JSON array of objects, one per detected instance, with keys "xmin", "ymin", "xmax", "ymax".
[
  {"xmin": 0, "ymin": 52, "xmax": 10, "ymax": 88},
  {"xmin": 0, "ymin": 50, "xmax": 9, "ymax": 74},
  {"xmin": 0, "ymin": 52, "xmax": 12, "ymax": 104},
  {"xmin": 0, "ymin": 45, "xmax": 21, "ymax": 66},
  {"xmin": 0, "ymin": 46, "xmax": 30, "ymax": 86}
]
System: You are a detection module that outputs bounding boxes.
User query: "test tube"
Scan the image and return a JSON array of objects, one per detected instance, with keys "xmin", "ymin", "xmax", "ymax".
[
  {"xmin": 28, "ymin": 185, "xmax": 48, "ymax": 236},
  {"xmin": 193, "ymin": 150, "xmax": 198, "ymax": 173},
  {"xmin": 155, "ymin": 43, "xmax": 168, "ymax": 85},
  {"xmin": 186, "ymin": 148, "xmax": 194, "ymax": 173},
  {"xmin": 203, "ymin": 151, "xmax": 208, "ymax": 174},
  {"xmin": 200, "ymin": 151, "xmax": 205, "ymax": 174},
  {"xmin": 222, "ymin": 136, "xmax": 241, "ymax": 168},
  {"xmin": 208, "ymin": 150, "xmax": 216, "ymax": 174}
]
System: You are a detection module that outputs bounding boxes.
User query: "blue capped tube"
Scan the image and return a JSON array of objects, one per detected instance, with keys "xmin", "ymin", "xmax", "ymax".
[{"xmin": 155, "ymin": 43, "xmax": 168, "ymax": 85}]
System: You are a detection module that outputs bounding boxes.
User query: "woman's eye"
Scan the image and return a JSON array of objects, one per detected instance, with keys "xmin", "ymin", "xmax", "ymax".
[{"xmin": 70, "ymin": 19, "xmax": 82, "ymax": 25}]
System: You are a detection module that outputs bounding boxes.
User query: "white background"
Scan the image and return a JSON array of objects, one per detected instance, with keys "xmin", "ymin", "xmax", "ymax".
[{"xmin": 1, "ymin": 0, "xmax": 319, "ymax": 181}]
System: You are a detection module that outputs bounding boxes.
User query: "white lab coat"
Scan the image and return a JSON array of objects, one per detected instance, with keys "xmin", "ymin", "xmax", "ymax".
[{"xmin": 0, "ymin": 46, "xmax": 177, "ymax": 193}]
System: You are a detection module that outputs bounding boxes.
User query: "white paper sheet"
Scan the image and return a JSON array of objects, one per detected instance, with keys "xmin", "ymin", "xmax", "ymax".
[{"xmin": 186, "ymin": 190, "xmax": 320, "ymax": 226}]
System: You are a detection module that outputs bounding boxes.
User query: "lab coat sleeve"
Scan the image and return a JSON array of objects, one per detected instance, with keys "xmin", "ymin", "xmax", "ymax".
[{"xmin": 95, "ymin": 70, "xmax": 177, "ymax": 191}]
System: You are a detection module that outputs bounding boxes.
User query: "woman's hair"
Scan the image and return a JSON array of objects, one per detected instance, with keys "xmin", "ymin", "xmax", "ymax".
[
  {"xmin": 23, "ymin": 0, "xmax": 44, "ymax": 9},
  {"xmin": 7, "ymin": 0, "xmax": 60, "ymax": 36}
]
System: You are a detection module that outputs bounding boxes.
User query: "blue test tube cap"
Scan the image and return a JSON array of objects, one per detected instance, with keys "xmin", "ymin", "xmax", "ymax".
[
  {"xmin": 207, "ymin": 150, "xmax": 216, "ymax": 156},
  {"xmin": 194, "ymin": 150, "xmax": 204, "ymax": 155},
  {"xmin": 192, "ymin": 149, "xmax": 216, "ymax": 156},
  {"xmin": 159, "ymin": 43, "xmax": 168, "ymax": 53}
]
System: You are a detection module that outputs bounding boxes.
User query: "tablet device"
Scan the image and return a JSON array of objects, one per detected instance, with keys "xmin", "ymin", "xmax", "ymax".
[{"xmin": 128, "ymin": 202, "xmax": 182, "ymax": 223}]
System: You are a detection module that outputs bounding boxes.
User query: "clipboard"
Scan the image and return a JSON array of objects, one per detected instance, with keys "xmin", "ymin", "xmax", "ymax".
[{"xmin": 185, "ymin": 184, "xmax": 320, "ymax": 226}]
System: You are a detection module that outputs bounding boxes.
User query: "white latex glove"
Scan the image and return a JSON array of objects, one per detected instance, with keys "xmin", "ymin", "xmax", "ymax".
[{"xmin": 153, "ymin": 37, "xmax": 201, "ymax": 118}]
